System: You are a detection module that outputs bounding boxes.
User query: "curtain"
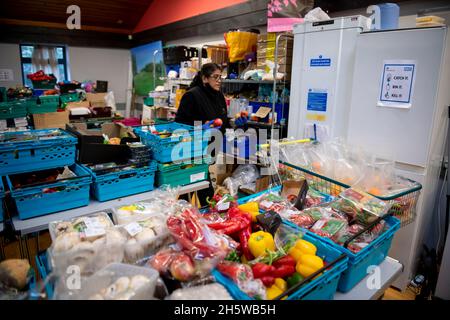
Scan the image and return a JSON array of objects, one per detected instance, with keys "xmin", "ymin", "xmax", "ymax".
[{"xmin": 31, "ymin": 45, "xmax": 60, "ymax": 81}]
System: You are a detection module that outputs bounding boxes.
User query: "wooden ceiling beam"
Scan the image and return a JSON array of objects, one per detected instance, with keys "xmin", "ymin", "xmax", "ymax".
[{"xmin": 0, "ymin": 18, "xmax": 131, "ymax": 34}]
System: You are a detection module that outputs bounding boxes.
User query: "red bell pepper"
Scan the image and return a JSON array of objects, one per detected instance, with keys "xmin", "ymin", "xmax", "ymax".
[
  {"xmin": 251, "ymin": 263, "xmax": 276, "ymax": 278},
  {"xmin": 239, "ymin": 225, "xmax": 253, "ymax": 261},
  {"xmin": 272, "ymin": 265, "xmax": 295, "ymax": 278},
  {"xmin": 272, "ymin": 255, "xmax": 296, "ymax": 269},
  {"xmin": 260, "ymin": 276, "xmax": 275, "ymax": 287}
]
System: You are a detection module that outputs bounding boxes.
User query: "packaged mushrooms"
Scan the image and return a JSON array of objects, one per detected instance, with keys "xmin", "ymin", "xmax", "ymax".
[
  {"xmin": 49, "ymin": 212, "xmax": 114, "ymax": 241},
  {"xmin": 60, "ymin": 263, "xmax": 159, "ymax": 300},
  {"xmin": 119, "ymin": 215, "xmax": 171, "ymax": 264},
  {"xmin": 49, "ymin": 225, "xmax": 127, "ymax": 277}
]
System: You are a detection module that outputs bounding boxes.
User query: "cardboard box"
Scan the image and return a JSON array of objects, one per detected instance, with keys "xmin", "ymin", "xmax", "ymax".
[
  {"xmin": 66, "ymin": 101, "xmax": 90, "ymax": 110},
  {"xmin": 86, "ymin": 93, "xmax": 107, "ymax": 108},
  {"xmin": 209, "ymin": 154, "xmax": 275, "ymax": 195},
  {"xmin": 65, "ymin": 122, "xmax": 139, "ymax": 164},
  {"xmin": 33, "ymin": 111, "xmax": 69, "ymax": 129}
]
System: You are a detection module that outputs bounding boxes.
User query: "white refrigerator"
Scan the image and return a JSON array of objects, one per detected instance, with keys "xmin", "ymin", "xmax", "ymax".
[
  {"xmin": 346, "ymin": 27, "xmax": 450, "ymax": 290},
  {"xmin": 288, "ymin": 15, "xmax": 370, "ymax": 141}
]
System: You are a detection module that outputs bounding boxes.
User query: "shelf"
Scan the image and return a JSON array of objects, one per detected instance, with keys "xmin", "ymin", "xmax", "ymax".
[
  {"xmin": 12, "ymin": 181, "xmax": 210, "ymax": 236},
  {"xmin": 334, "ymin": 257, "xmax": 403, "ymax": 300},
  {"xmin": 246, "ymin": 121, "xmax": 286, "ymax": 128},
  {"xmin": 222, "ymin": 79, "xmax": 290, "ymax": 85}
]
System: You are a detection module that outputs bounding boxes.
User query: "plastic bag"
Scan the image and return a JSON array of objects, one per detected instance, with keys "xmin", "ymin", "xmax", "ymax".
[
  {"xmin": 224, "ymin": 31, "xmax": 258, "ymax": 63},
  {"xmin": 310, "ymin": 216, "xmax": 348, "ymax": 239},
  {"xmin": 304, "ymin": 188, "xmax": 334, "ymax": 208},
  {"xmin": 274, "ymin": 223, "xmax": 304, "ymax": 253},
  {"xmin": 339, "ymin": 188, "xmax": 391, "ymax": 226},
  {"xmin": 167, "ymin": 283, "xmax": 233, "ymax": 300},
  {"xmin": 304, "ymin": 7, "xmax": 331, "ymax": 22},
  {"xmin": 223, "ymin": 165, "xmax": 260, "ymax": 196},
  {"xmin": 166, "ymin": 205, "xmax": 237, "ymax": 263},
  {"xmin": 112, "ymin": 186, "xmax": 180, "ymax": 225},
  {"xmin": 216, "ymin": 261, "xmax": 266, "ymax": 299},
  {"xmin": 104, "ymin": 91, "xmax": 116, "ymax": 111},
  {"xmin": 148, "ymin": 247, "xmax": 196, "ymax": 282},
  {"xmin": 335, "ymin": 220, "xmax": 388, "ymax": 253},
  {"xmin": 250, "ymin": 191, "xmax": 293, "ymax": 214},
  {"xmin": 288, "ymin": 207, "xmax": 330, "ymax": 229}
]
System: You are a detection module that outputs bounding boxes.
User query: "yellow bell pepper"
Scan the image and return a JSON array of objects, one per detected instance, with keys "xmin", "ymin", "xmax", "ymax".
[
  {"xmin": 238, "ymin": 202, "xmax": 260, "ymax": 222},
  {"xmin": 288, "ymin": 239, "xmax": 317, "ymax": 261},
  {"xmin": 266, "ymin": 278, "xmax": 288, "ymax": 300},
  {"xmin": 274, "ymin": 278, "xmax": 287, "ymax": 292},
  {"xmin": 248, "ymin": 231, "xmax": 275, "ymax": 257},
  {"xmin": 296, "ymin": 254, "xmax": 324, "ymax": 278}
]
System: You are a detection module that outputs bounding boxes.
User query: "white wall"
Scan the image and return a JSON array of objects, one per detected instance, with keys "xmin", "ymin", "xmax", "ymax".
[
  {"xmin": 68, "ymin": 47, "xmax": 130, "ymax": 104},
  {"xmin": 0, "ymin": 43, "xmax": 23, "ymax": 88}
]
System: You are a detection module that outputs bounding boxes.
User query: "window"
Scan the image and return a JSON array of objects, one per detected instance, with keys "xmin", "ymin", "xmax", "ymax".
[{"xmin": 20, "ymin": 44, "xmax": 68, "ymax": 87}]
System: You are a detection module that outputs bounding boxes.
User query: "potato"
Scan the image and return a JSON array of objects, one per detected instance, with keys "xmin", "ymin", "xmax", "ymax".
[{"xmin": 0, "ymin": 259, "xmax": 31, "ymax": 290}]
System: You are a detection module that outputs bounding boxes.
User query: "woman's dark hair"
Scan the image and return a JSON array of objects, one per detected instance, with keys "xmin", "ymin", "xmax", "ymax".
[{"xmin": 189, "ymin": 63, "xmax": 222, "ymax": 89}]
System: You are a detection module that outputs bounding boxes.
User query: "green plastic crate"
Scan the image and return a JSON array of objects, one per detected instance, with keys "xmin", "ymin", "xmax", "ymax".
[
  {"xmin": 28, "ymin": 104, "xmax": 58, "ymax": 114},
  {"xmin": 0, "ymin": 101, "xmax": 27, "ymax": 119},
  {"xmin": 156, "ymin": 161, "xmax": 209, "ymax": 187},
  {"xmin": 32, "ymin": 79, "xmax": 57, "ymax": 89},
  {"xmin": 39, "ymin": 95, "xmax": 60, "ymax": 105},
  {"xmin": 60, "ymin": 93, "xmax": 80, "ymax": 104}
]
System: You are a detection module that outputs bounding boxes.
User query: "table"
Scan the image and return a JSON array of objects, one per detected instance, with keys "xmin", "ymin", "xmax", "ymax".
[
  {"xmin": 11, "ymin": 180, "xmax": 210, "ymax": 259},
  {"xmin": 334, "ymin": 257, "xmax": 403, "ymax": 300}
]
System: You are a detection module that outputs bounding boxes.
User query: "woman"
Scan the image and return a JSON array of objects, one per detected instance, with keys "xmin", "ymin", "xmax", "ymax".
[
  {"xmin": 175, "ymin": 63, "xmax": 228, "ymax": 206},
  {"xmin": 175, "ymin": 63, "xmax": 229, "ymax": 130}
]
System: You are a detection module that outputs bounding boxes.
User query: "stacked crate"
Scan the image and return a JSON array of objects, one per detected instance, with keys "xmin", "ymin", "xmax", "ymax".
[
  {"xmin": 134, "ymin": 123, "xmax": 210, "ymax": 188},
  {"xmin": 256, "ymin": 33, "xmax": 293, "ymax": 81},
  {"xmin": 0, "ymin": 129, "xmax": 91, "ymax": 220}
]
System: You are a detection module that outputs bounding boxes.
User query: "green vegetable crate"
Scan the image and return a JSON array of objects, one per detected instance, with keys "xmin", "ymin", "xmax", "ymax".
[
  {"xmin": 32, "ymin": 79, "xmax": 57, "ymax": 90},
  {"xmin": 156, "ymin": 160, "xmax": 209, "ymax": 187},
  {"xmin": 0, "ymin": 100, "xmax": 28, "ymax": 119},
  {"xmin": 60, "ymin": 93, "xmax": 80, "ymax": 104}
]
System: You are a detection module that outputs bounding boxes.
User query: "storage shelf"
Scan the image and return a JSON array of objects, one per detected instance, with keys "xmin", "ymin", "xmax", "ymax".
[
  {"xmin": 12, "ymin": 181, "xmax": 210, "ymax": 236},
  {"xmin": 222, "ymin": 79, "xmax": 290, "ymax": 85}
]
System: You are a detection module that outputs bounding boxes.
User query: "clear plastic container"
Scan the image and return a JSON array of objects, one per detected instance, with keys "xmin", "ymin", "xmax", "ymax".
[
  {"xmin": 49, "ymin": 211, "xmax": 114, "ymax": 242},
  {"xmin": 49, "ymin": 226, "xmax": 127, "ymax": 278},
  {"xmin": 118, "ymin": 215, "xmax": 172, "ymax": 264},
  {"xmin": 57, "ymin": 263, "xmax": 160, "ymax": 300},
  {"xmin": 112, "ymin": 202, "xmax": 165, "ymax": 226}
]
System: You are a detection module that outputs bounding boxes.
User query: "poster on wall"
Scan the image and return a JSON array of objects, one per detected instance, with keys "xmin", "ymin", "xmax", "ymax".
[
  {"xmin": 267, "ymin": 0, "xmax": 314, "ymax": 32},
  {"xmin": 131, "ymin": 41, "xmax": 165, "ymax": 97}
]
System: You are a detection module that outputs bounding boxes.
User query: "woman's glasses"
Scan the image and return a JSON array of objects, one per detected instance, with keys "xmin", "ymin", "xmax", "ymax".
[{"xmin": 210, "ymin": 74, "xmax": 222, "ymax": 81}]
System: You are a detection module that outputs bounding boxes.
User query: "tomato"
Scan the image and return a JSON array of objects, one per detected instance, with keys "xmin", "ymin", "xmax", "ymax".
[{"xmin": 213, "ymin": 118, "xmax": 223, "ymax": 127}]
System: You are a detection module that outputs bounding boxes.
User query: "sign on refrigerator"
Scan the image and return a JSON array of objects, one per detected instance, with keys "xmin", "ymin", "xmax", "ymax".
[{"xmin": 378, "ymin": 60, "xmax": 416, "ymax": 108}]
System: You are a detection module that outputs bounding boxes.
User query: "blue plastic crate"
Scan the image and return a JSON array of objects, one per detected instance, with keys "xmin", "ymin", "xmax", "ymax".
[
  {"xmin": 249, "ymin": 101, "xmax": 289, "ymax": 124},
  {"xmin": 84, "ymin": 161, "xmax": 157, "ymax": 202},
  {"xmin": 0, "ymin": 177, "xmax": 4, "ymax": 223},
  {"xmin": 134, "ymin": 123, "xmax": 210, "ymax": 163},
  {"xmin": 304, "ymin": 215, "xmax": 401, "ymax": 293},
  {"xmin": 35, "ymin": 251, "xmax": 54, "ymax": 299},
  {"xmin": 212, "ymin": 230, "xmax": 348, "ymax": 300},
  {"xmin": 240, "ymin": 186, "xmax": 401, "ymax": 294},
  {"xmin": 7, "ymin": 164, "xmax": 91, "ymax": 220},
  {"xmin": 0, "ymin": 129, "xmax": 77, "ymax": 175}
]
